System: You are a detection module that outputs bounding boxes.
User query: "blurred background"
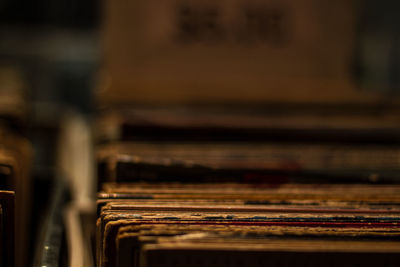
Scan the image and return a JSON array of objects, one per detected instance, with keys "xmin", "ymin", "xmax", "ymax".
[
  {"xmin": 0, "ymin": 0, "xmax": 99, "ymax": 170},
  {"xmin": 0, "ymin": 2, "xmax": 100, "ymax": 264},
  {"xmin": 1, "ymin": 0, "xmax": 400, "ymax": 115},
  {"xmin": 0, "ymin": 0, "xmax": 99, "ymax": 111},
  {"xmin": 1, "ymin": 0, "xmax": 399, "ymax": 119}
]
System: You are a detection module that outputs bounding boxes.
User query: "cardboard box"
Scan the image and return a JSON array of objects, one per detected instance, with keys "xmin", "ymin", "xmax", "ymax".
[{"xmin": 98, "ymin": 0, "xmax": 397, "ymax": 105}]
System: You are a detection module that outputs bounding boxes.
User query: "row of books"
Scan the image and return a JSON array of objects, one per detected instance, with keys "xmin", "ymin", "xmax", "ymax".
[
  {"xmin": 92, "ymin": 107, "xmax": 400, "ymax": 267},
  {"xmin": 96, "ymin": 183, "xmax": 400, "ymax": 267}
]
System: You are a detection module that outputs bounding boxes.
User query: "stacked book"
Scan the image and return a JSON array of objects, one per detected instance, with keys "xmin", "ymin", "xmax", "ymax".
[
  {"xmin": 93, "ymin": 107, "xmax": 400, "ymax": 267},
  {"xmin": 97, "ymin": 183, "xmax": 400, "ymax": 267}
]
